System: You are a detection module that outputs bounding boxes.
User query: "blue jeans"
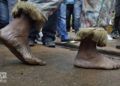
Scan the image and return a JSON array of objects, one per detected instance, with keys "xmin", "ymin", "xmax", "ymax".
[
  {"xmin": 67, "ymin": 1, "xmax": 82, "ymax": 32},
  {"xmin": 73, "ymin": 0, "xmax": 82, "ymax": 31},
  {"xmin": 7, "ymin": 0, "xmax": 17, "ymax": 21},
  {"xmin": 57, "ymin": 1, "xmax": 82, "ymax": 40},
  {"xmin": 57, "ymin": 3, "xmax": 69, "ymax": 40},
  {"xmin": 0, "ymin": 0, "xmax": 17, "ymax": 28},
  {"xmin": 0, "ymin": 0, "xmax": 9, "ymax": 28}
]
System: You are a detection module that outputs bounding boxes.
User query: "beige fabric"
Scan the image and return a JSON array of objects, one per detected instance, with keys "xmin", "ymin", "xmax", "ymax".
[
  {"xmin": 12, "ymin": 1, "xmax": 46, "ymax": 30},
  {"xmin": 77, "ymin": 27, "xmax": 107, "ymax": 47}
]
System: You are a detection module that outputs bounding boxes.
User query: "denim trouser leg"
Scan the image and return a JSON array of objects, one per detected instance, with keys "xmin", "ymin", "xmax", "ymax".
[
  {"xmin": 57, "ymin": 3, "xmax": 69, "ymax": 40},
  {"xmin": 0, "ymin": 0, "xmax": 9, "ymax": 28},
  {"xmin": 7, "ymin": 0, "xmax": 17, "ymax": 21},
  {"xmin": 73, "ymin": 0, "xmax": 82, "ymax": 32}
]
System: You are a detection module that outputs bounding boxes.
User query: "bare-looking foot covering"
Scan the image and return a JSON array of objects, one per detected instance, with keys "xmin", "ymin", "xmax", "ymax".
[
  {"xmin": 74, "ymin": 28, "xmax": 120, "ymax": 69},
  {"xmin": 0, "ymin": 1, "xmax": 46, "ymax": 65}
]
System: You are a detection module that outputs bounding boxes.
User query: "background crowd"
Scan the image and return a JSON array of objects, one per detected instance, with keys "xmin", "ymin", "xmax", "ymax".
[{"xmin": 0, "ymin": 0, "xmax": 120, "ymax": 48}]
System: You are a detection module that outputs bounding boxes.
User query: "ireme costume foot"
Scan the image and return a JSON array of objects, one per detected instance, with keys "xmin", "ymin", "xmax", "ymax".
[
  {"xmin": 74, "ymin": 28, "xmax": 120, "ymax": 69},
  {"xmin": 0, "ymin": 1, "xmax": 46, "ymax": 65}
]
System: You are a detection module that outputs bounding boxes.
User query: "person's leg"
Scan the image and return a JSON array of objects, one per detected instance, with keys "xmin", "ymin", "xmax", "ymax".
[
  {"xmin": 115, "ymin": 16, "xmax": 120, "ymax": 49},
  {"xmin": 68, "ymin": 4, "xmax": 74, "ymax": 32},
  {"xmin": 66, "ymin": 4, "xmax": 72, "ymax": 32},
  {"xmin": 57, "ymin": 3, "xmax": 69, "ymax": 41},
  {"xmin": 28, "ymin": 25, "xmax": 39, "ymax": 46},
  {"xmin": 117, "ymin": 16, "xmax": 120, "ymax": 35},
  {"xmin": 73, "ymin": 1, "xmax": 82, "ymax": 33},
  {"xmin": 111, "ymin": 16, "xmax": 120, "ymax": 38},
  {"xmin": 42, "ymin": 11, "xmax": 57, "ymax": 47},
  {"xmin": 7, "ymin": 0, "xmax": 17, "ymax": 21},
  {"xmin": 27, "ymin": 0, "xmax": 63, "ymax": 47},
  {"xmin": 0, "ymin": 0, "xmax": 9, "ymax": 28}
]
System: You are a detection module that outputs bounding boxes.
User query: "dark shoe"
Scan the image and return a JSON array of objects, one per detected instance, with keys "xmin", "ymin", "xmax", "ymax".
[
  {"xmin": 42, "ymin": 37, "xmax": 56, "ymax": 48},
  {"xmin": 112, "ymin": 35, "xmax": 120, "ymax": 39},
  {"xmin": 111, "ymin": 31, "xmax": 120, "ymax": 39},
  {"xmin": 75, "ymin": 30, "xmax": 79, "ymax": 33},
  {"xmin": 43, "ymin": 41, "xmax": 55, "ymax": 48},
  {"xmin": 116, "ymin": 45, "xmax": 120, "ymax": 49},
  {"xmin": 29, "ymin": 40, "xmax": 35, "ymax": 46}
]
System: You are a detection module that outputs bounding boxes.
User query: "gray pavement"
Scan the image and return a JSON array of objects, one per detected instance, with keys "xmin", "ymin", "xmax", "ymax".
[{"xmin": 0, "ymin": 44, "xmax": 120, "ymax": 86}]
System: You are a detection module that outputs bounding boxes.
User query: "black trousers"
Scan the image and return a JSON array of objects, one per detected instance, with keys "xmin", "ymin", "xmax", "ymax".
[
  {"xmin": 42, "ymin": 11, "xmax": 57, "ymax": 42},
  {"xmin": 29, "ymin": 11, "xmax": 57, "ymax": 42},
  {"xmin": 113, "ymin": 16, "xmax": 120, "ymax": 35},
  {"xmin": 66, "ymin": 4, "xmax": 74, "ymax": 32}
]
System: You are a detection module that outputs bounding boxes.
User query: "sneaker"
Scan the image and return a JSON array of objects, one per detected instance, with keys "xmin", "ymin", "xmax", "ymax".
[
  {"xmin": 111, "ymin": 31, "xmax": 120, "ymax": 39},
  {"xmin": 42, "ymin": 38, "xmax": 55, "ymax": 47},
  {"xmin": 35, "ymin": 38, "xmax": 42, "ymax": 44},
  {"xmin": 43, "ymin": 41, "xmax": 55, "ymax": 48},
  {"xmin": 107, "ymin": 34, "xmax": 113, "ymax": 40}
]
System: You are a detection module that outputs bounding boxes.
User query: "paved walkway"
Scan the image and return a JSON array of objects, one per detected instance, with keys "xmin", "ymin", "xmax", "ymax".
[{"xmin": 0, "ymin": 45, "xmax": 120, "ymax": 86}]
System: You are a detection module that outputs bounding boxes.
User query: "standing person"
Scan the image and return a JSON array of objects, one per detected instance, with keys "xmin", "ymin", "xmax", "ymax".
[
  {"xmin": 66, "ymin": 0, "xmax": 82, "ymax": 33},
  {"xmin": 57, "ymin": 0, "xmax": 82, "ymax": 42},
  {"xmin": 28, "ymin": 0, "xmax": 62, "ymax": 47},
  {"xmin": 42, "ymin": 11, "xmax": 57, "ymax": 47}
]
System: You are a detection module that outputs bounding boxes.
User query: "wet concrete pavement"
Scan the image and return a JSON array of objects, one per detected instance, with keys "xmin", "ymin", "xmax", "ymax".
[{"xmin": 0, "ymin": 44, "xmax": 120, "ymax": 86}]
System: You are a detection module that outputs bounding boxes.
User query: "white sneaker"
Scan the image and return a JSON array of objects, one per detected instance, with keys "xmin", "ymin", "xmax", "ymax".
[{"xmin": 107, "ymin": 34, "xmax": 113, "ymax": 40}]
